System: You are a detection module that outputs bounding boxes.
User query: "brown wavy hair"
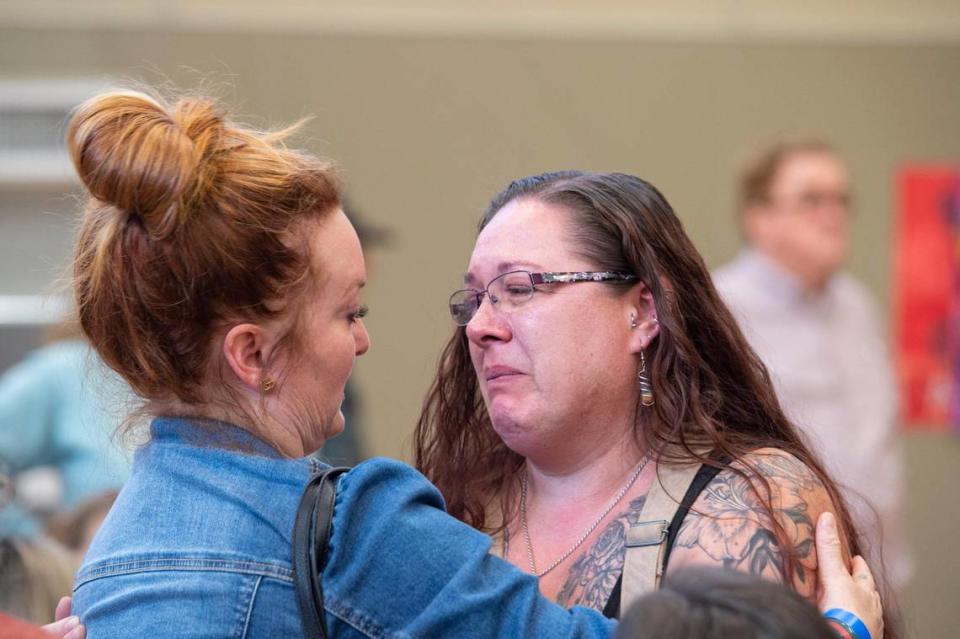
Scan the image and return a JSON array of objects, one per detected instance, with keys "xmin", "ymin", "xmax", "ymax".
[
  {"xmin": 68, "ymin": 89, "xmax": 341, "ymax": 430},
  {"xmin": 414, "ymin": 171, "xmax": 874, "ymax": 612}
]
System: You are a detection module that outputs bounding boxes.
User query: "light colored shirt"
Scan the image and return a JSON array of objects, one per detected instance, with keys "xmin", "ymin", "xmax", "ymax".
[{"xmin": 713, "ymin": 249, "xmax": 911, "ymax": 595}]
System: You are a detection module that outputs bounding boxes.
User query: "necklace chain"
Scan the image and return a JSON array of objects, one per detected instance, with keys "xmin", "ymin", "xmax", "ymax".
[{"xmin": 513, "ymin": 455, "xmax": 649, "ymax": 578}]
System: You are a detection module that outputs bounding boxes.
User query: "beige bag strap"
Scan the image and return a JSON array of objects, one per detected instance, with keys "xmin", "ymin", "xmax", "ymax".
[{"xmin": 620, "ymin": 461, "xmax": 702, "ymax": 611}]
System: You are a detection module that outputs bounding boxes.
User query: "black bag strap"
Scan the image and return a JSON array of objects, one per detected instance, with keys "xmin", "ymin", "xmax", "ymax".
[{"xmin": 293, "ymin": 466, "xmax": 350, "ymax": 639}]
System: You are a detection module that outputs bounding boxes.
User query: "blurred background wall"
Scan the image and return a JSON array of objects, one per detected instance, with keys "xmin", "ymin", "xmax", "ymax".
[{"xmin": 1, "ymin": 1, "xmax": 957, "ymax": 635}]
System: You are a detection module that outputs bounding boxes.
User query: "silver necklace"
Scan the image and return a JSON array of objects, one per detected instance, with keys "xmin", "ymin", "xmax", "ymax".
[{"xmin": 514, "ymin": 455, "xmax": 649, "ymax": 578}]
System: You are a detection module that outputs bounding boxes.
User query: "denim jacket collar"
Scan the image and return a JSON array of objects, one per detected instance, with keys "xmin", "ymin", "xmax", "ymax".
[{"xmin": 150, "ymin": 416, "xmax": 289, "ymax": 459}]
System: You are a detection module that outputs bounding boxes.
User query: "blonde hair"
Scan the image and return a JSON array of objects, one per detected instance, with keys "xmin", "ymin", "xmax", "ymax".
[{"xmin": 0, "ymin": 538, "xmax": 77, "ymax": 624}]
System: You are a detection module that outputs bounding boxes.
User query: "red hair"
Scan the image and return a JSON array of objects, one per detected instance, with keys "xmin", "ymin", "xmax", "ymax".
[{"xmin": 69, "ymin": 90, "xmax": 341, "ymax": 421}]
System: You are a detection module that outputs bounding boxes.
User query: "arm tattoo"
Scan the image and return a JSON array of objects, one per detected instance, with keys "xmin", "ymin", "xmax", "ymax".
[
  {"xmin": 673, "ymin": 452, "xmax": 824, "ymax": 588},
  {"xmin": 555, "ymin": 495, "xmax": 646, "ymax": 609}
]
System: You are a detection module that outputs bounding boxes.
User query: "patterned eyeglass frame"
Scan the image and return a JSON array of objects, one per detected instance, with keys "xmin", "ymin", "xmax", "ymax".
[{"xmin": 448, "ymin": 270, "xmax": 637, "ymax": 326}]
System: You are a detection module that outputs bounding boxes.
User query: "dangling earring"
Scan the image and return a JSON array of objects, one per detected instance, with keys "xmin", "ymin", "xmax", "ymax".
[
  {"xmin": 637, "ymin": 350, "xmax": 654, "ymax": 407},
  {"xmin": 260, "ymin": 377, "xmax": 277, "ymax": 393}
]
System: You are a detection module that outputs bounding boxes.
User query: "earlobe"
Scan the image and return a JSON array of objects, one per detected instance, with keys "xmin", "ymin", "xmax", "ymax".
[
  {"xmin": 627, "ymin": 284, "xmax": 660, "ymax": 354},
  {"xmin": 628, "ymin": 313, "xmax": 660, "ymax": 353},
  {"xmin": 222, "ymin": 323, "xmax": 274, "ymax": 392}
]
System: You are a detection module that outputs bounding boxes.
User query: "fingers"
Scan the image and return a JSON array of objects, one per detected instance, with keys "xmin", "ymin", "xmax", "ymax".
[
  {"xmin": 851, "ymin": 555, "xmax": 877, "ymax": 593},
  {"xmin": 874, "ymin": 593, "xmax": 885, "ymax": 639},
  {"xmin": 64, "ymin": 626, "xmax": 86, "ymax": 639},
  {"xmin": 41, "ymin": 615, "xmax": 81, "ymax": 637},
  {"xmin": 814, "ymin": 513, "xmax": 884, "ymax": 639},
  {"xmin": 852, "ymin": 554, "xmax": 884, "ymax": 638},
  {"xmin": 815, "ymin": 511, "xmax": 845, "ymax": 578},
  {"xmin": 55, "ymin": 596, "xmax": 72, "ymax": 622},
  {"xmin": 868, "ymin": 584, "xmax": 884, "ymax": 639}
]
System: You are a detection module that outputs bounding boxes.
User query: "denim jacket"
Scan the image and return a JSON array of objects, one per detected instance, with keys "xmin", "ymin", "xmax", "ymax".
[{"xmin": 74, "ymin": 417, "xmax": 615, "ymax": 638}]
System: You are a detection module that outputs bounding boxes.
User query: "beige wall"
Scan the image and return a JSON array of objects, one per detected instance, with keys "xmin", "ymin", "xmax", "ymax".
[
  {"xmin": 1, "ymin": 13, "xmax": 957, "ymax": 636},
  {"xmin": 4, "ymin": 1, "xmax": 960, "ymax": 41}
]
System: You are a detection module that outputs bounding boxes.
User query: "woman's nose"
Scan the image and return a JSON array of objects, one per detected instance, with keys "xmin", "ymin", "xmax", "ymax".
[
  {"xmin": 355, "ymin": 322, "xmax": 371, "ymax": 356},
  {"xmin": 465, "ymin": 294, "xmax": 510, "ymax": 345}
]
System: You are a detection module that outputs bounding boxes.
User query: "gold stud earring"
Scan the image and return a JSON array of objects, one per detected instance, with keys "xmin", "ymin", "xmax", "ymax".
[{"xmin": 261, "ymin": 377, "xmax": 276, "ymax": 393}]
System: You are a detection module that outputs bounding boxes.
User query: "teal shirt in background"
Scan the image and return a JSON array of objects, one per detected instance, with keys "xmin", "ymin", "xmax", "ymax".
[{"xmin": 0, "ymin": 339, "xmax": 131, "ymax": 535}]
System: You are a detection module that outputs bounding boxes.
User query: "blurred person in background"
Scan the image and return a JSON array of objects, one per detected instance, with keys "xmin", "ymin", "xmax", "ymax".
[
  {"xmin": 44, "ymin": 490, "xmax": 117, "ymax": 557},
  {"xmin": 0, "ymin": 321, "xmax": 130, "ymax": 537},
  {"xmin": 0, "ymin": 537, "xmax": 76, "ymax": 625},
  {"xmin": 713, "ymin": 139, "xmax": 911, "ymax": 598}
]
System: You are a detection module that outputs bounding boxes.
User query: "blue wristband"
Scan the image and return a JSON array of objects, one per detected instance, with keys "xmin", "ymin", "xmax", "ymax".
[{"xmin": 824, "ymin": 608, "xmax": 872, "ymax": 639}]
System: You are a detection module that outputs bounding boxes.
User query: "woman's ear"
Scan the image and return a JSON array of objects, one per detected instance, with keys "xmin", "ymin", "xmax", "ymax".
[
  {"xmin": 222, "ymin": 323, "xmax": 277, "ymax": 392},
  {"xmin": 627, "ymin": 282, "xmax": 660, "ymax": 354}
]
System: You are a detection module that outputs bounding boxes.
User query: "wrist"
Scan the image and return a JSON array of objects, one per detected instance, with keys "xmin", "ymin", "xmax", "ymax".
[
  {"xmin": 823, "ymin": 608, "xmax": 872, "ymax": 639},
  {"xmin": 826, "ymin": 617, "xmax": 856, "ymax": 639}
]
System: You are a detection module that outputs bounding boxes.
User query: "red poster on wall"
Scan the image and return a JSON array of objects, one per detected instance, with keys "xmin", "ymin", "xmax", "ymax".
[{"xmin": 894, "ymin": 166, "xmax": 960, "ymax": 432}]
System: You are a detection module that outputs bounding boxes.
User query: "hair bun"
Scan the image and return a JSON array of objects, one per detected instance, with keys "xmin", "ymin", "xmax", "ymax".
[
  {"xmin": 67, "ymin": 90, "xmax": 223, "ymax": 237},
  {"xmin": 171, "ymin": 97, "xmax": 225, "ymax": 164}
]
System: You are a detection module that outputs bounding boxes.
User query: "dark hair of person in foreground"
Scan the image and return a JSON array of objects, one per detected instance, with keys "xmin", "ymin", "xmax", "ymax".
[{"xmin": 616, "ymin": 566, "xmax": 836, "ymax": 639}]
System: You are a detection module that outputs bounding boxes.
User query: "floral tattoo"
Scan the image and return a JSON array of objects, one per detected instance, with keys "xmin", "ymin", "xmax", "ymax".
[
  {"xmin": 672, "ymin": 452, "xmax": 825, "ymax": 593},
  {"xmin": 549, "ymin": 451, "xmax": 827, "ymax": 610},
  {"xmin": 555, "ymin": 495, "xmax": 646, "ymax": 609}
]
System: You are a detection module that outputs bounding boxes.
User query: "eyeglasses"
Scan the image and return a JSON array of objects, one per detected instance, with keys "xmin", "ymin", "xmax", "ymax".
[
  {"xmin": 448, "ymin": 270, "xmax": 636, "ymax": 326},
  {"xmin": 768, "ymin": 190, "xmax": 854, "ymax": 216}
]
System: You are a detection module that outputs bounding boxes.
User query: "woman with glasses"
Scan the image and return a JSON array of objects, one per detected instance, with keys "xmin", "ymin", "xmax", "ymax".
[
  {"xmin": 57, "ymin": 86, "xmax": 880, "ymax": 639},
  {"xmin": 415, "ymin": 171, "xmax": 892, "ymax": 635}
]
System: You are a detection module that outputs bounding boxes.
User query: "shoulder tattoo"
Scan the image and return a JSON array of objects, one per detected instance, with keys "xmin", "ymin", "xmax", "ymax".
[{"xmin": 672, "ymin": 452, "xmax": 825, "ymax": 589}]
